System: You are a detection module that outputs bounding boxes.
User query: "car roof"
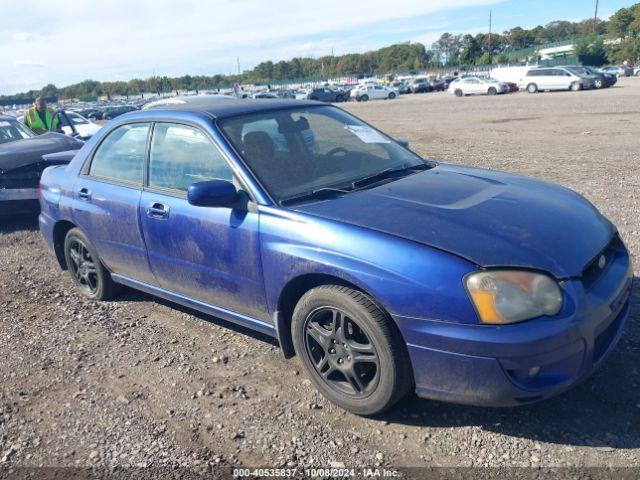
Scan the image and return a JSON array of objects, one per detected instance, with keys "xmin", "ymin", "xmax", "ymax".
[
  {"xmin": 144, "ymin": 97, "xmax": 322, "ymax": 119},
  {"xmin": 0, "ymin": 114, "xmax": 17, "ymax": 121}
]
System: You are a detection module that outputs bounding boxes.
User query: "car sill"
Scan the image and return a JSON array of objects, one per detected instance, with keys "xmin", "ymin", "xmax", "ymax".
[{"xmin": 110, "ymin": 274, "xmax": 277, "ymax": 338}]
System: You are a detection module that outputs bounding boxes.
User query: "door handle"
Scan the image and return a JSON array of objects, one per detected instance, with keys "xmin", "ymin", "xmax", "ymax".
[
  {"xmin": 146, "ymin": 202, "xmax": 170, "ymax": 219},
  {"xmin": 78, "ymin": 187, "xmax": 91, "ymax": 201}
]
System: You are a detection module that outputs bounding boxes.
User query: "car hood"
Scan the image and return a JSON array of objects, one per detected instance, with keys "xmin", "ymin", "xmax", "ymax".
[
  {"xmin": 292, "ymin": 164, "xmax": 613, "ymax": 278},
  {"xmin": 0, "ymin": 133, "xmax": 83, "ymax": 172}
]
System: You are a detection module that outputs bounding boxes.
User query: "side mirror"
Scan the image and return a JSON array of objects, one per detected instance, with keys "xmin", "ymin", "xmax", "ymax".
[
  {"xmin": 396, "ymin": 139, "xmax": 410, "ymax": 148},
  {"xmin": 188, "ymin": 180, "xmax": 239, "ymax": 208}
]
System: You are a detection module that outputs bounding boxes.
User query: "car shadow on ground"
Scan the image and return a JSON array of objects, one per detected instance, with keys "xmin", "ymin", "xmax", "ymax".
[
  {"xmin": 0, "ymin": 215, "xmax": 39, "ymax": 234},
  {"xmin": 381, "ymin": 277, "xmax": 640, "ymax": 449}
]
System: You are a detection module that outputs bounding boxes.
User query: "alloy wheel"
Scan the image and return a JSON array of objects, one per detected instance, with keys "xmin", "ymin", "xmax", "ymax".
[
  {"xmin": 304, "ymin": 307, "xmax": 380, "ymax": 397},
  {"xmin": 68, "ymin": 239, "xmax": 99, "ymax": 294}
]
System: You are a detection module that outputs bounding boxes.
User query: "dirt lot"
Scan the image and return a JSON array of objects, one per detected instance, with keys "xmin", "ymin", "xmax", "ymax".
[{"xmin": 1, "ymin": 78, "xmax": 639, "ymax": 477}]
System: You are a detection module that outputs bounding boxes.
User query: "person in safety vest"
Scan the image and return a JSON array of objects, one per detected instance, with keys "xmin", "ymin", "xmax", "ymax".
[{"xmin": 24, "ymin": 97, "xmax": 61, "ymax": 135}]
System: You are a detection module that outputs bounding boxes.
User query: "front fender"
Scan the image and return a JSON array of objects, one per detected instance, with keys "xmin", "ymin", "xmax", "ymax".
[{"xmin": 259, "ymin": 206, "xmax": 480, "ymax": 324}]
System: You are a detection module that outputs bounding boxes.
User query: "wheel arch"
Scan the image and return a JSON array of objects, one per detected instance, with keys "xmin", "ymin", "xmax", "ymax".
[
  {"xmin": 274, "ymin": 273, "xmax": 394, "ymax": 359},
  {"xmin": 52, "ymin": 220, "xmax": 77, "ymax": 270}
]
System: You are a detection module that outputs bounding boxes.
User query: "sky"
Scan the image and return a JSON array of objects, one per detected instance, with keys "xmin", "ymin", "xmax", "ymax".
[{"xmin": 0, "ymin": 0, "xmax": 635, "ymax": 95}]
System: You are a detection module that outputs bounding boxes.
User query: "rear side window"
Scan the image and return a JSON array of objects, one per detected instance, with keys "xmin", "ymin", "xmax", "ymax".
[
  {"xmin": 148, "ymin": 123, "xmax": 233, "ymax": 192},
  {"xmin": 89, "ymin": 123, "xmax": 149, "ymax": 185}
]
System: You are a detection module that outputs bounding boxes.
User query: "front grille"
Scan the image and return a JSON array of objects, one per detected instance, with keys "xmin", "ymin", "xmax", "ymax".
[
  {"xmin": 581, "ymin": 235, "xmax": 625, "ymax": 291},
  {"xmin": 0, "ymin": 162, "xmax": 47, "ymax": 190}
]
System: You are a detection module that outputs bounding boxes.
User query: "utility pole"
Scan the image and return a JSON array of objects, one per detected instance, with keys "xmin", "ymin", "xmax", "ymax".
[
  {"xmin": 593, "ymin": 0, "xmax": 599, "ymax": 34},
  {"xmin": 488, "ymin": 9, "xmax": 492, "ymax": 63},
  {"xmin": 237, "ymin": 57, "xmax": 241, "ymax": 75}
]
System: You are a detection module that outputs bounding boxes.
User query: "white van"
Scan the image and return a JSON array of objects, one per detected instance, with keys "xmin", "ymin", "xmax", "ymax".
[
  {"xmin": 520, "ymin": 67, "xmax": 594, "ymax": 93},
  {"xmin": 490, "ymin": 66, "xmax": 533, "ymax": 85}
]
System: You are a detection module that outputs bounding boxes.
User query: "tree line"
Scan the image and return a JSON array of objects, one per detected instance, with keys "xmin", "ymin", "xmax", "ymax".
[{"xmin": 2, "ymin": 3, "xmax": 639, "ymax": 105}]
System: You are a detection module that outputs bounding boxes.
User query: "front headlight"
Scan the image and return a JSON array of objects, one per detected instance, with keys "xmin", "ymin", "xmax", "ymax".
[{"xmin": 465, "ymin": 270, "xmax": 563, "ymax": 325}]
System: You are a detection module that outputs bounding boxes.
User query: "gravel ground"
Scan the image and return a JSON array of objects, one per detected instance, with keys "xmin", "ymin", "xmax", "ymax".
[{"xmin": 1, "ymin": 78, "xmax": 639, "ymax": 477}]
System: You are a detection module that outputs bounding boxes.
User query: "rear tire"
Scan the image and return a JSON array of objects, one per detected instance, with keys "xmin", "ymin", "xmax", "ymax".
[
  {"xmin": 292, "ymin": 285, "xmax": 412, "ymax": 416},
  {"xmin": 571, "ymin": 82, "xmax": 582, "ymax": 92},
  {"xmin": 527, "ymin": 83, "xmax": 538, "ymax": 94},
  {"xmin": 64, "ymin": 228, "xmax": 118, "ymax": 301},
  {"xmin": 454, "ymin": 89, "xmax": 463, "ymax": 97}
]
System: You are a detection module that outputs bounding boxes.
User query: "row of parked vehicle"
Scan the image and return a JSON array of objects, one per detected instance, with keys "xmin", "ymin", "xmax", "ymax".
[{"xmin": 448, "ymin": 64, "xmax": 628, "ymax": 98}]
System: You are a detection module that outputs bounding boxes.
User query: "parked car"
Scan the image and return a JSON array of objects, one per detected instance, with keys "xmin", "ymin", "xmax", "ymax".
[
  {"xmin": 568, "ymin": 66, "xmax": 617, "ymax": 89},
  {"xmin": 521, "ymin": 67, "xmax": 595, "ymax": 93},
  {"xmin": 449, "ymin": 77, "xmax": 508, "ymax": 97},
  {"xmin": 142, "ymin": 95, "xmax": 235, "ymax": 110},
  {"xmin": 439, "ymin": 75, "xmax": 458, "ymax": 89},
  {"xmin": 102, "ymin": 105, "xmax": 138, "ymax": 120},
  {"xmin": 350, "ymin": 84, "xmax": 397, "ymax": 101},
  {"xmin": 58, "ymin": 111, "xmax": 102, "ymax": 140},
  {"xmin": 428, "ymin": 78, "xmax": 447, "ymax": 92},
  {"xmin": 0, "ymin": 114, "xmax": 82, "ymax": 216},
  {"xmin": 634, "ymin": 66, "xmax": 640, "ymax": 76},
  {"xmin": 388, "ymin": 81, "xmax": 409, "ymax": 94},
  {"xmin": 305, "ymin": 87, "xmax": 347, "ymax": 103},
  {"xmin": 78, "ymin": 108, "xmax": 103, "ymax": 121},
  {"xmin": 504, "ymin": 82, "xmax": 519, "ymax": 92},
  {"xmin": 39, "ymin": 98, "xmax": 632, "ymax": 415},
  {"xmin": 490, "ymin": 66, "xmax": 533, "ymax": 85},
  {"xmin": 600, "ymin": 65, "xmax": 634, "ymax": 77},
  {"xmin": 406, "ymin": 78, "xmax": 431, "ymax": 93}
]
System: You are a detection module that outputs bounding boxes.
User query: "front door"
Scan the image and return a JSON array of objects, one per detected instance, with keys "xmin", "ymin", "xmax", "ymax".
[
  {"xmin": 139, "ymin": 122, "xmax": 268, "ymax": 321},
  {"xmin": 72, "ymin": 122, "xmax": 155, "ymax": 284}
]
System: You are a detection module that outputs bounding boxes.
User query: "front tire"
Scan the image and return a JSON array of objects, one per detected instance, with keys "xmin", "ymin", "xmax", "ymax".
[
  {"xmin": 64, "ymin": 228, "xmax": 118, "ymax": 300},
  {"xmin": 454, "ymin": 89, "xmax": 463, "ymax": 97},
  {"xmin": 571, "ymin": 82, "xmax": 582, "ymax": 92},
  {"xmin": 292, "ymin": 285, "xmax": 412, "ymax": 416},
  {"xmin": 594, "ymin": 78, "xmax": 604, "ymax": 89},
  {"xmin": 388, "ymin": 92, "xmax": 396, "ymax": 99},
  {"xmin": 527, "ymin": 83, "xmax": 538, "ymax": 94},
  {"xmin": 488, "ymin": 87, "xmax": 497, "ymax": 95},
  {"xmin": 360, "ymin": 94, "xmax": 369, "ymax": 102}
]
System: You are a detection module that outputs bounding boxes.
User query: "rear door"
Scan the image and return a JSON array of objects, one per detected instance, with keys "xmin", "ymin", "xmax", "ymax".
[
  {"xmin": 139, "ymin": 122, "xmax": 267, "ymax": 320},
  {"xmin": 72, "ymin": 122, "xmax": 155, "ymax": 284}
]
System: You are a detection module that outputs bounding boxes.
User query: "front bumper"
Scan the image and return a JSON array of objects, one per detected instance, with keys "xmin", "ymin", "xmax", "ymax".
[{"xmin": 397, "ymin": 241, "xmax": 633, "ymax": 407}]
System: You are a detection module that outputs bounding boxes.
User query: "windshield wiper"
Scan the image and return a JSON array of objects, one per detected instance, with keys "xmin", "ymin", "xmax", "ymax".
[
  {"xmin": 351, "ymin": 163, "xmax": 430, "ymax": 190},
  {"xmin": 280, "ymin": 187, "xmax": 353, "ymax": 206}
]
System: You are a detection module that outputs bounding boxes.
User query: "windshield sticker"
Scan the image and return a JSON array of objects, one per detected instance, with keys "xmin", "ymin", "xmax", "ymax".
[{"xmin": 345, "ymin": 125, "xmax": 390, "ymax": 144}]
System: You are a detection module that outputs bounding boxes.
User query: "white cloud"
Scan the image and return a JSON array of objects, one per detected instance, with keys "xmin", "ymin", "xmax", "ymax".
[
  {"xmin": 0, "ymin": 0, "xmax": 503, "ymax": 94},
  {"xmin": 12, "ymin": 32, "xmax": 44, "ymax": 42},
  {"xmin": 13, "ymin": 60, "xmax": 45, "ymax": 67}
]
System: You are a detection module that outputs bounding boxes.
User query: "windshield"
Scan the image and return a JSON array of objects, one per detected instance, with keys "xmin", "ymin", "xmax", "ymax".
[
  {"xmin": 68, "ymin": 112, "xmax": 90, "ymax": 125},
  {"xmin": 0, "ymin": 119, "xmax": 35, "ymax": 145},
  {"xmin": 218, "ymin": 105, "xmax": 427, "ymax": 202}
]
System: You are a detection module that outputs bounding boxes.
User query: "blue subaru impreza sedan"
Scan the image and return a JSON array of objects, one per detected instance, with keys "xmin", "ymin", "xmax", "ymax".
[{"xmin": 39, "ymin": 97, "xmax": 633, "ymax": 415}]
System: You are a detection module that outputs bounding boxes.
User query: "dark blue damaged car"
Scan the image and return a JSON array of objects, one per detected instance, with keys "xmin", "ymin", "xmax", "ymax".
[{"xmin": 39, "ymin": 98, "xmax": 633, "ymax": 415}]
